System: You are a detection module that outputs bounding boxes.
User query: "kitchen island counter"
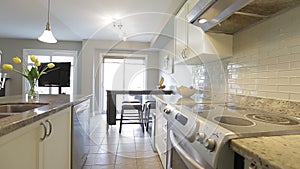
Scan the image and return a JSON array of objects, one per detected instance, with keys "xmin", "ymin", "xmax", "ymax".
[
  {"xmin": 230, "ymin": 135, "xmax": 300, "ymax": 169},
  {"xmin": 0, "ymin": 94, "xmax": 91, "ymax": 137}
]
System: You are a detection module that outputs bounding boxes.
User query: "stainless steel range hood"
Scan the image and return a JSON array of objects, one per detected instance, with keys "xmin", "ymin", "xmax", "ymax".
[{"xmin": 187, "ymin": 0, "xmax": 300, "ymax": 34}]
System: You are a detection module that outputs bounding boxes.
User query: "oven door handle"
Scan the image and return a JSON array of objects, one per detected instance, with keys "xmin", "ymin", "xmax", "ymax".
[{"xmin": 170, "ymin": 130, "xmax": 205, "ymax": 169}]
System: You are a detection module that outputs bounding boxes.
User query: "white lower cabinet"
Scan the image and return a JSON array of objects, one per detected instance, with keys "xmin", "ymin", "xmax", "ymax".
[
  {"xmin": 155, "ymin": 100, "xmax": 168, "ymax": 169},
  {"xmin": 0, "ymin": 107, "xmax": 71, "ymax": 169},
  {"xmin": 41, "ymin": 107, "xmax": 71, "ymax": 169}
]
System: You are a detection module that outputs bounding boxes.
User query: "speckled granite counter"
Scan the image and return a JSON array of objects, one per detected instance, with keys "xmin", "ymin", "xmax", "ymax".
[
  {"xmin": 230, "ymin": 135, "xmax": 300, "ymax": 169},
  {"xmin": 0, "ymin": 94, "xmax": 91, "ymax": 137}
]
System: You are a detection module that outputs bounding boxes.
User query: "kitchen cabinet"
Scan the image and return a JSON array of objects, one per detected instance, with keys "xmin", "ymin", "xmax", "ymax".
[
  {"xmin": 155, "ymin": 100, "xmax": 168, "ymax": 169},
  {"xmin": 0, "ymin": 118, "xmax": 40, "ymax": 169},
  {"xmin": 41, "ymin": 107, "xmax": 71, "ymax": 169},
  {"xmin": 174, "ymin": 0, "xmax": 233, "ymax": 64},
  {"xmin": 0, "ymin": 107, "xmax": 71, "ymax": 169}
]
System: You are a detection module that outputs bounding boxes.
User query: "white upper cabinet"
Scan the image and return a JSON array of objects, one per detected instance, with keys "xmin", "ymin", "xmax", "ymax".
[{"xmin": 174, "ymin": 0, "xmax": 233, "ymax": 64}]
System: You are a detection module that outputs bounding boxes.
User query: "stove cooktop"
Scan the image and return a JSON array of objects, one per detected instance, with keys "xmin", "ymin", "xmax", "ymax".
[{"xmin": 173, "ymin": 103, "xmax": 300, "ymax": 137}]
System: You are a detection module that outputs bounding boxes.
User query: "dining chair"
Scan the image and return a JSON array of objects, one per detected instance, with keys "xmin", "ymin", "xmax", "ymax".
[{"xmin": 119, "ymin": 101, "xmax": 144, "ymax": 133}]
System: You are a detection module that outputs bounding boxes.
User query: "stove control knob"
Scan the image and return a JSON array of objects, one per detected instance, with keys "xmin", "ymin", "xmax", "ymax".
[
  {"xmin": 196, "ymin": 132, "xmax": 206, "ymax": 144},
  {"xmin": 163, "ymin": 108, "xmax": 171, "ymax": 114},
  {"xmin": 204, "ymin": 138, "xmax": 216, "ymax": 152}
]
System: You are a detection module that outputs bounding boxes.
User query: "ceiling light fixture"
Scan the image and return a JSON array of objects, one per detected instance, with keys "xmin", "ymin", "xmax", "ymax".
[
  {"xmin": 198, "ymin": 18, "xmax": 208, "ymax": 24},
  {"xmin": 38, "ymin": 0, "xmax": 57, "ymax": 43},
  {"xmin": 113, "ymin": 21, "xmax": 127, "ymax": 41}
]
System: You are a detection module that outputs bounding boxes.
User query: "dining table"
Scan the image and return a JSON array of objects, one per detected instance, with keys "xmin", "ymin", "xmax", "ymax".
[{"xmin": 106, "ymin": 89, "xmax": 173, "ymax": 126}]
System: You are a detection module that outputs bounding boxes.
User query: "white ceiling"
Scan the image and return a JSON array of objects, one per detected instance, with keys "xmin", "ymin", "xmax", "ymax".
[{"xmin": 0, "ymin": 0, "xmax": 185, "ymax": 42}]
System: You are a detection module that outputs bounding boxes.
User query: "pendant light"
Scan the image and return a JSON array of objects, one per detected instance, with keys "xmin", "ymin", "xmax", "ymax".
[{"xmin": 38, "ymin": 0, "xmax": 57, "ymax": 43}]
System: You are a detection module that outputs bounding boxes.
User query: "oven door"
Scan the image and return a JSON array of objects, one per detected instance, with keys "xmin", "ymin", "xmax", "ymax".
[{"xmin": 169, "ymin": 130, "xmax": 213, "ymax": 169}]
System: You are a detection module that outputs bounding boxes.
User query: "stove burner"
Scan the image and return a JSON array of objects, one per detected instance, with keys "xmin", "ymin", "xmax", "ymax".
[
  {"xmin": 214, "ymin": 116, "xmax": 255, "ymax": 126},
  {"xmin": 246, "ymin": 113, "xmax": 299, "ymax": 125}
]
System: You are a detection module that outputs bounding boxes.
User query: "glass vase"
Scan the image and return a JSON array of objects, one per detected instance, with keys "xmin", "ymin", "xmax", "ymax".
[{"xmin": 27, "ymin": 79, "xmax": 39, "ymax": 100}]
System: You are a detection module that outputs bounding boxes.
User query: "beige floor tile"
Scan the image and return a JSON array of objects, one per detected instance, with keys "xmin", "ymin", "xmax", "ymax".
[
  {"xmin": 136, "ymin": 151, "xmax": 159, "ymax": 158},
  {"xmin": 115, "ymin": 155, "xmax": 137, "ymax": 165},
  {"xmin": 91, "ymin": 165, "xmax": 115, "ymax": 169},
  {"xmin": 87, "ymin": 114, "xmax": 163, "ymax": 169},
  {"xmin": 82, "ymin": 166, "xmax": 92, "ymax": 169},
  {"xmin": 118, "ymin": 143, "xmax": 136, "ymax": 153},
  {"xmin": 115, "ymin": 163, "xmax": 138, "ymax": 169},
  {"xmin": 93, "ymin": 153, "xmax": 116, "ymax": 165},
  {"xmin": 98, "ymin": 144, "xmax": 118, "ymax": 153},
  {"xmin": 135, "ymin": 143, "xmax": 153, "ymax": 152}
]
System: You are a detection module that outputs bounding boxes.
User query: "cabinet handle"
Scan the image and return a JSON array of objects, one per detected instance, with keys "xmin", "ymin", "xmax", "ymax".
[
  {"xmin": 45, "ymin": 120, "xmax": 52, "ymax": 137},
  {"xmin": 40, "ymin": 122, "xmax": 47, "ymax": 141}
]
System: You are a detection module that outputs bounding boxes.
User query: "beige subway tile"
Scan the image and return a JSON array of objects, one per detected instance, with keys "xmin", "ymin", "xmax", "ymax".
[
  {"xmin": 244, "ymin": 84, "xmax": 257, "ymax": 90},
  {"xmin": 278, "ymin": 85, "xmax": 300, "ymax": 93},
  {"xmin": 278, "ymin": 54, "xmax": 300, "ymax": 63},
  {"xmin": 250, "ymin": 65, "xmax": 268, "ymax": 72},
  {"xmin": 257, "ymin": 85, "xmax": 278, "ymax": 92},
  {"xmin": 259, "ymin": 57, "xmax": 278, "ymax": 65},
  {"xmin": 290, "ymin": 93, "xmax": 300, "ymax": 101},
  {"xmin": 256, "ymin": 91, "xmax": 268, "ymax": 98},
  {"xmin": 290, "ymin": 77, "xmax": 300, "ymax": 84},
  {"xmin": 267, "ymin": 77, "xmax": 290, "ymax": 85},
  {"xmin": 252, "ymin": 71, "xmax": 278, "ymax": 78},
  {"xmin": 228, "ymin": 89, "xmax": 236, "ymax": 94},
  {"xmin": 291, "ymin": 45, "xmax": 300, "ymax": 54},
  {"xmin": 255, "ymin": 79, "xmax": 268, "ymax": 85},
  {"xmin": 269, "ymin": 46, "xmax": 289, "ymax": 57},
  {"xmin": 268, "ymin": 62, "xmax": 290, "ymax": 71},
  {"xmin": 291, "ymin": 60, "xmax": 300, "ymax": 69},
  {"xmin": 278, "ymin": 69, "xmax": 300, "ymax": 77},
  {"xmin": 266, "ymin": 92, "xmax": 289, "ymax": 100}
]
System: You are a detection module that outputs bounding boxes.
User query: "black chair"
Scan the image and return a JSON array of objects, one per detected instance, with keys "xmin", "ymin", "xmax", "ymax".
[
  {"xmin": 119, "ymin": 101, "xmax": 143, "ymax": 133},
  {"xmin": 143, "ymin": 101, "xmax": 156, "ymax": 132}
]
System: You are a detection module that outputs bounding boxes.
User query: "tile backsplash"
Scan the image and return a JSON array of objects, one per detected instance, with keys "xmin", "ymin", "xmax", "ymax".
[{"xmin": 226, "ymin": 5, "xmax": 300, "ymax": 101}]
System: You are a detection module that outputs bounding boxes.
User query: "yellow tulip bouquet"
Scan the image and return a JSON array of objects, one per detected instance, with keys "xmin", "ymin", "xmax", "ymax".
[{"xmin": 2, "ymin": 55, "xmax": 55, "ymax": 99}]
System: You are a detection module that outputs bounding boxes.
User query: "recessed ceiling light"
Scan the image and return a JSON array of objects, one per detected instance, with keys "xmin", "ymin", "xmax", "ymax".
[{"xmin": 198, "ymin": 18, "xmax": 208, "ymax": 24}]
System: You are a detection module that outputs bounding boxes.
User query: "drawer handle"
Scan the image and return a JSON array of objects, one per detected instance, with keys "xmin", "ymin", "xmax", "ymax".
[
  {"xmin": 45, "ymin": 120, "xmax": 52, "ymax": 137},
  {"xmin": 40, "ymin": 122, "xmax": 47, "ymax": 141}
]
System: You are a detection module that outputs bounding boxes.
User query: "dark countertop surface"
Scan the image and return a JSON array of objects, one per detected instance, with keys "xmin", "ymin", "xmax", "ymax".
[{"xmin": 0, "ymin": 94, "xmax": 91, "ymax": 137}]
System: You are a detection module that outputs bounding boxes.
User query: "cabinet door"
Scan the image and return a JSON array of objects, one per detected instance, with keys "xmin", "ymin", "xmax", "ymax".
[
  {"xmin": 0, "ymin": 121, "xmax": 40, "ymax": 169},
  {"xmin": 174, "ymin": 3, "xmax": 188, "ymax": 61},
  {"xmin": 155, "ymin": 101, "xmax": 167, "ymax": 169},
  {"xmin": 42, "ymin": 107, "xmax": 71, "ymax": 169}
]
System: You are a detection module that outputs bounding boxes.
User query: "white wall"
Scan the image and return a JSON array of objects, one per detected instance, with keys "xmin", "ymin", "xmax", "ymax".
[
  {"xmin": 0, "ymin": 38, "xmax": 82, "ymax": 96},
  {"xmin": 229, "ymin": 5, "xmax": 300, "ymax": 101}
]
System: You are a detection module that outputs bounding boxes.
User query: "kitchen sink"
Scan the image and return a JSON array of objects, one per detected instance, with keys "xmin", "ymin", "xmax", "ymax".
[{"xmin": 0, "ymin": 103, "xmax": 48, "ymax": 113}]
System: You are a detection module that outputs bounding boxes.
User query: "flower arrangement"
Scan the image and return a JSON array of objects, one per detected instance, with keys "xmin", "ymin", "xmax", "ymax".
[{"xmin": 2, "ymin": 55, "xmax": 55, "ymax": 99}]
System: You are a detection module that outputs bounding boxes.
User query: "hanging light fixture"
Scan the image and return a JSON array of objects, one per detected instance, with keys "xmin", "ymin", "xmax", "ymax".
[{"xmin": 38, "ymin": 0, "xmax": 57, "ymax": 43}]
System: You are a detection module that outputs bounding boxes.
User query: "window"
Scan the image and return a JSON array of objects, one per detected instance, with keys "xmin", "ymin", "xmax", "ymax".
[
  {"xmin": 102, "ymin": 55, "xmax": 146, "ymax": 112},
  {"xmin": 23, "ymin": 49, "xmax": 77, "ymax": 95}
]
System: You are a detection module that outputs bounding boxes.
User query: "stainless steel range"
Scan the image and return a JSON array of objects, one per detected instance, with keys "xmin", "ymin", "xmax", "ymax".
[{"xmin": 163, "ymin": 102, "xmax": 300, "ymax": 169}]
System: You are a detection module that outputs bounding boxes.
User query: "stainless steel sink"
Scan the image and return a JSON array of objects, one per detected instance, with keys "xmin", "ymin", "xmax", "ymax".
[{"xmin": 0, "ymin": 103, "xmax": 48, "ymax": 113}]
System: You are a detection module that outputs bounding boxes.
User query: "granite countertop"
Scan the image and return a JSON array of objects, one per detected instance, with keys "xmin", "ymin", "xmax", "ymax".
[
  {"xmin": 231, "ymin": 135, "xmax": 300, "ymax": 169},
  {"xmin": 0, "ymin": 94, "xmax": 91, "ymax": 137}
]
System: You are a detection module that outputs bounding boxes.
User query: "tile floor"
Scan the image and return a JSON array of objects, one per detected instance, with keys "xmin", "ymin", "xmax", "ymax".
[{"xmin": 83, "ymin": 114, "xmax": 163, "ymax": 169}]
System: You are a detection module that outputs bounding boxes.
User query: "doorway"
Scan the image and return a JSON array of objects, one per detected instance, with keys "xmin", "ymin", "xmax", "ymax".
[{"xmin": 101, "ymin": 54, "xmax": 146, "ymax": 113}]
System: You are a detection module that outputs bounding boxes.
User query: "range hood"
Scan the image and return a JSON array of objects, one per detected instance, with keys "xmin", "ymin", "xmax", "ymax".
[{"xmin": 187, "ymin": 0, "xmax": 300, "ymax": 34}]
